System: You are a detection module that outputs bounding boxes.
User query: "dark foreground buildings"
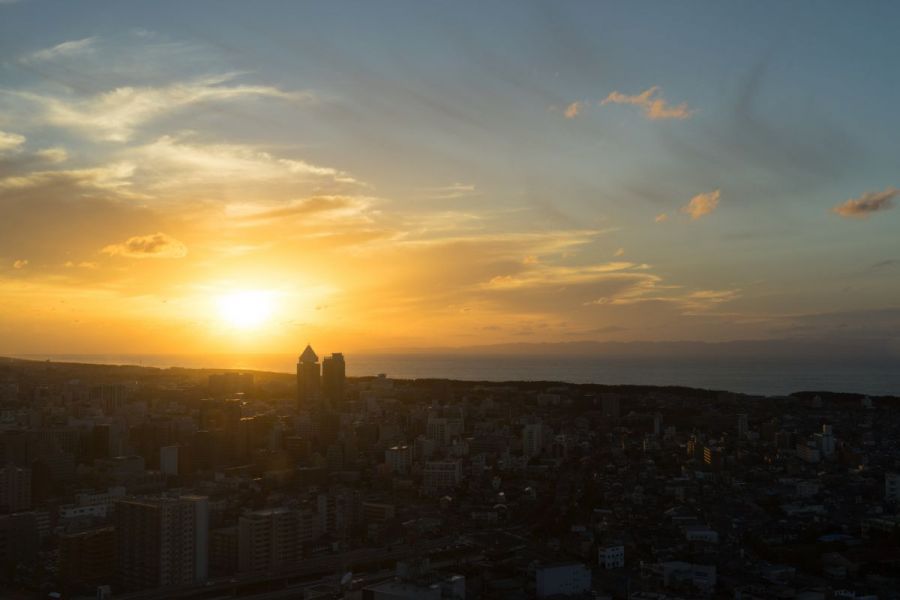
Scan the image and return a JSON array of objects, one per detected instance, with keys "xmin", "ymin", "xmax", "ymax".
[{"xmin": 0, "ymin": 353, "xmax": 899, "ymax": 599}]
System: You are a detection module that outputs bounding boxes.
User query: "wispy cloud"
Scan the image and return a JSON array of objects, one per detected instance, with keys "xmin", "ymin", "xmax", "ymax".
[
  {"xmin": 226, "ymin": 196, "xmax": 372, "ymax": 223},
  {"xmin": 0, "ymin": 162, "xmax": 135, "ymax": 192},
  {"xmin": 132, "ymin": 136, "xmax": 356, "ymax": 189},
  {"xmin": 601, "ymin": 86, "xmax": 693, "ymax": 120},
  {"xmin": 871, "ymin": 259, "xmax": 899, "ymax": 270},
  {"xmin": 681, "ymin": 189, "xmax": 720, "ymax": 220},
  {"xmin": 13, "ymin": 74, "xmax": 311, "ymax": 141},
  {"xmin": 485, "ymin": 261, "xmax": 638, "ymax": 290},
  {"xmin": 12, "ymin": 259, "xmax": 28, "ymax": 269},
  {"xmin": 0, "ymin": 130, "xmax": 25, "ymax": 152},
  {"xmin": 418, "ymin": 183, "xmax": 478, "ymax": 200},
  {"xmin": 34, "ymin": 147, "xmax": 67, "ymax": 163},
  {"xmin": 102, "ymin": 232, "xmax": 187, "ymax": 259},
  {"xmin": 654, "ymin": 213, "xmax": 669, "ymax": 223},
  {"xmin": 24, "ymin": 37, "xmax": 96, "ymax": 62},
  {"xmin": 832, "ymin": 186, "xmax": 897, "ymax": 219}
]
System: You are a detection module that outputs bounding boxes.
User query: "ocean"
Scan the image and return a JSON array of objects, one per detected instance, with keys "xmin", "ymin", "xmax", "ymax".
[{"xmin": 8, "ymin": 353, "xmax": 900, "ymax": 397}]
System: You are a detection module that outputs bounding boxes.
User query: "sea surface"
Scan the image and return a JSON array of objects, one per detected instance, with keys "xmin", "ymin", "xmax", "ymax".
[{"xmin": 8, "ymin": 353, "xmax": 900, "ymax": 397}]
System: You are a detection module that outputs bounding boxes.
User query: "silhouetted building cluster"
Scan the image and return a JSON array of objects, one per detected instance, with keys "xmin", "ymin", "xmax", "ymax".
[{"xmin": 0, "ymin": 354, "xmax": 899, "ymax": 599}]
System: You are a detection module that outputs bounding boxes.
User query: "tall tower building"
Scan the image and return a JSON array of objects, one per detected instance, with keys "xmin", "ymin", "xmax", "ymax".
[
  {"xmin": 0, "ymin": 463, "xmax": 31, "ymax": 513},
  {"xmin": 115, "ymin": 496, "xmax": 208, "ymax": 591},
  {"xmin": 296, "ymin": 345, "xmax": 321, "ymax": 410},
  {"xmin": 322, "ymin": 353, "xmax": 346, "ymax": 408},
  {"xmin": 737, "ymin": 414, "xmax": 749, "ymax": 440}
]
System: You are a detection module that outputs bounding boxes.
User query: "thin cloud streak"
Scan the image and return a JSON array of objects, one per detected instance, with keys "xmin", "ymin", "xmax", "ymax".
[
  {"xmin": 601, "ymin": 86, "xmax": 693, "ymax": 120},
  {"xmin": 6, "ymin": 74, "xmax": 312, "ymax": 141}
]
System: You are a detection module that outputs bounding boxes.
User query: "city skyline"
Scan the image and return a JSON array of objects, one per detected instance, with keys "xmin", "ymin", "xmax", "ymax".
[{"xmin": 1, "ymin": 1, "xmax": 899, "ymax": 357}]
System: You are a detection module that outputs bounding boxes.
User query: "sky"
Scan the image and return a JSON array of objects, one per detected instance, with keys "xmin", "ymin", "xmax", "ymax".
[{"xmin": 0, "ymin": 1, "xmax": 898, "ymax": 355}]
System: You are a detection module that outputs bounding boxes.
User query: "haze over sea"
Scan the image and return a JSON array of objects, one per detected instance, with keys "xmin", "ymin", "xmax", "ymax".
[{"xmin": 9, "ymin": 353, "xmax": 899, "ymax": 397}]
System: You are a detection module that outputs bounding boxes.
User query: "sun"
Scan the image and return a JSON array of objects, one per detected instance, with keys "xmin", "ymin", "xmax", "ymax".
[{"xmin": 216, "ymin": 290, "xmax": 276, "ymax": 330}]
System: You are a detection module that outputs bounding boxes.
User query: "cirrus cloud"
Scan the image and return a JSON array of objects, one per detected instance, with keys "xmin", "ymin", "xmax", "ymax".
[
  {"xmin": 10, "ymin": 74, "xmax": 311, "ymax": 142},
  {"xmin": 601, "ymin": 86, "xmax": 694, "ymax": 120},
  {"xmin": 102, "ymin": 232, "xmax": 187, "ymax": 258},
  {"xmin": 832, "ymin": 187, "xmax": 897, "ymax": 219},
  {"xmin": 24, "ymin": 37, "xmax": 96, "ymax": 63}
]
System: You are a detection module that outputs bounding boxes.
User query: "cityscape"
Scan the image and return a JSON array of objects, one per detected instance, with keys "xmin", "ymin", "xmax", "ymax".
[
  {"xmin": 2, "ymin": 1, "xmax": 900, "ymax": 599},
  {"xmin": 1, "ymin": 350, "xmax": 899, "ymax": 599}
]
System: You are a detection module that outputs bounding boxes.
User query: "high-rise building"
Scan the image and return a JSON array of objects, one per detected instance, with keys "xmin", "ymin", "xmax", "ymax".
[
  {"xmin": 0, "ymin": 512, "xmax": 39, "ymax": 578},
  {"xmin": 385, "ymin": 445, "xmax": 412, "ymax": 474},
  {"xmin": 296, "ymin": 345, "xmax": 321, "ymax": 410},
  {"xmin": 886, "ymin": 473, "xmax": 900, "ymax": 504},
  {"xmin": 0, "ymin": 463, "xmax": 31, "ymax": 513},
  {"xmin": 59, "ymin": 527, "xmax": 115, "ymax": 592},
  {"xmin": 422, "ymin": 461, "xmax": 462, "ymax": 494},
  {"xmin": 816, "ymin": 424, "xmax": 835, "ymax": 456},
  {"xmin": 160, "ymin": 445, "xmax": 179, "ymax": 476},
  {"xmin": 115, "ymin": 496, "xmax": 209, "ymax": 591},
  {"xmin": 237, "ymin": 508, "xmax": 315, "ymax": 572},
  {"xmin": 601, "ymin": 395, "xmax": 621, "ymax": 419},
  {"xmin": 322, "ymin": 353, "xmax": 346, "ymax": 408},
  {"xmin": 522, "ymin": 423, "xmax": 543, "ymax": 459},
  {"xmin": 737, "ymin": 414, "xmax": 748, "ymax": 440}
]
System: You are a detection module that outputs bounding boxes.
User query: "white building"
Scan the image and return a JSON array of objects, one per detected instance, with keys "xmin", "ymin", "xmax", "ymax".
[
  {"xmin": 815, "ymin": 424, "xmax": 835, "ymax": 457},
  {"xmin": 536, "ymin": 562, "xmax": 591, "ymax": 598},
  {"xmin": 598, "ymin": 545, "xmax": 624, "ymax": 569},
  {"xmin": 685, "ymin": 525, "xmax": 719, "ymax": 544},
  {"xmin": 59, "ymin": 503, "xmax": 108, "ymax": 520}
]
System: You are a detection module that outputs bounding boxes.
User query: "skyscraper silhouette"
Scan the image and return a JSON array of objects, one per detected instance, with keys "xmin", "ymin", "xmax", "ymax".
[
  {"xmin": 296, "ymin": 345, "xmax": 321, "ymax": 410},
  {"xmin": 322, "ymin": 352, "xmax": 346, "ymax": 409}
]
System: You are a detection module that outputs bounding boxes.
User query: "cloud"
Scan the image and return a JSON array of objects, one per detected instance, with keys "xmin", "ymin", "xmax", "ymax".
[
  {"xmin": 227, "ymin": 196, "xmax": 372, "ymax": 223},
  {"xmin": 832, "ymin": 187, "xmax": 897, "ymax": 219},
  {"xmin": 681, "ymin": 189, "xmax": 720, "ymax": 220},
  {"xmin": 871, "ymin": 259, "xmax": 899, "ymax": 270},
  {"xmin": 601, "ymin": 86, "xmax": 693, "ymax": 120},
  {"xmin": 564, "ymin": 101, "xmax": 584, "ymax": 119},
  {"xmin": 25, "ymin": 37, "xmax": 96, "ymax": 62},
  {"xmin": 0, "ymin": 162, "xmax": 135, "ymax": 192},
  {"xmin": 102, "ymin": 232, "xmax": 187, "ymax": 258},
  {"xmin": 418, "ymin": 183, "xmax": 478, "ymax": 200},
  {"xmin": 12, "ymin": 259, "xmax": 27, "ymax": 269},
  {"xmin": 34, "ymin": 147, "xmax": 67, "ymax": 163},
  {"xmin": 654, "ymin": 213, "xmax": 669, "ymax": 223},
  {"xmin": 485, "ymin": 261, "xmax": 638, "ymax": 291},
  {"xmin": 613, "ymin": 247, "xmax": 625, "ymax": 257},
  {"xmin": 0, "ymin": 131, "xmax": 25, "ymax": 153},
  {"xmin": 15, "ymin": 74, "xmax": 311, "ymax": 141},
  {"xmin": 133, "ymin": 136, "xmax": 355, "ymax": 187}
]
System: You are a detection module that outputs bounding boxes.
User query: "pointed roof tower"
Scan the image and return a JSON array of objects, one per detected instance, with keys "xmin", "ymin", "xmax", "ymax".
[{"xmin": 299, "ymin": 344, "xmax": 318, "ymax": 363}]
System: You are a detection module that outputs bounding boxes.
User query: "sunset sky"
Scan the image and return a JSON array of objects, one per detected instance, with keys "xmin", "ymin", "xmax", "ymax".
[{"xmin": 1, "ymin": 1, "xmax": 898, "ymax": 354}]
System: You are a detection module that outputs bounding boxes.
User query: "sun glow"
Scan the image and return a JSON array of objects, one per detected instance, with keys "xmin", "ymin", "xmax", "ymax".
[{"xmin": 216, "ymin": 290, "xmax": 276, "ymax": 330}]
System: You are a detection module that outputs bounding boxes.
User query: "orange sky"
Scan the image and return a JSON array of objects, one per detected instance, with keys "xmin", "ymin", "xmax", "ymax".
[{"xmin": 1, "ymin": 3, "xmax": 899, "ymax": 355}]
